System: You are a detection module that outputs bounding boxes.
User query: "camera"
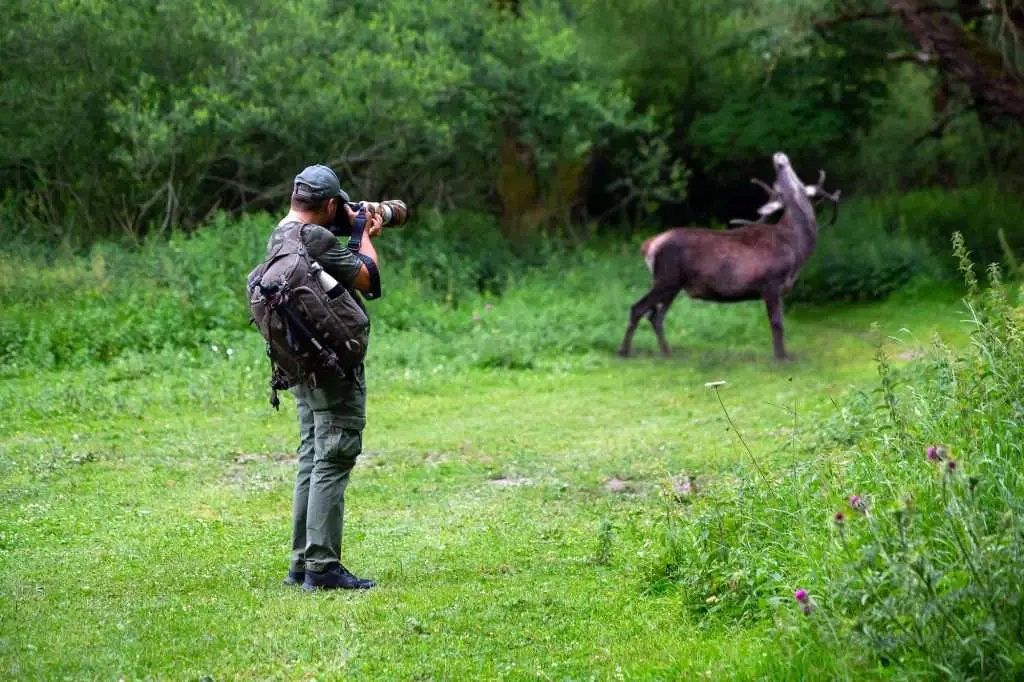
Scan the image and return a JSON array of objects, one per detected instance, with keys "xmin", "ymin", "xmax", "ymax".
[{"xmin": 344, "ymin": 199, "xmax": 409, "ymax": 229}]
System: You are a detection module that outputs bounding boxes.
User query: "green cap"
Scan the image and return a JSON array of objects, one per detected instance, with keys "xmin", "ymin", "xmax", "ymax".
[{"xmin": 292, "ymin": 164, "xmax": 351, "ymax": 202}]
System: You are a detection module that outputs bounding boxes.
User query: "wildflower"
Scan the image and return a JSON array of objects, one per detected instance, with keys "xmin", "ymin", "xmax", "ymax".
[
  {"xmin": 834, "ymin": 511, "xmax": 845, "ymax": 525},
  {"xmin": 848, "ymin": 495, "xmax": 866, "ymax": 512},
  {"xmin": 794, "ymin": 589, "xmax": 814, "ymax": 615},
  {"xmin": 947, "ymin": 458, "xmax": 957, "ymax": 473},
  {"xmin": 927, "ymin": 446, "xmax": 941, "ymax": 462}
]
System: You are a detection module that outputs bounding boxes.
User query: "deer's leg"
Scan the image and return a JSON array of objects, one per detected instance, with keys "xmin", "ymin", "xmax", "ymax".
[
  {"xmin": 648, "ymin": 290, "xmax": 679, "ymax": 356},
  {"xmin": 618, "ymin": 284, "xmax": 677, "ymax": 357},
  {"xmin": 764, "ymin": 293, "xmax": 788, "ymax": 361}
]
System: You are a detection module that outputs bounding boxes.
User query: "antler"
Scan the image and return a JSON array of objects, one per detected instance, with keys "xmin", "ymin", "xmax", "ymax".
[
  {"xmin": 728, "ymin": 176, "xmax": 784, "ymax": 226},
  {"xmin": 804, "ymin": 169, "xmax": 842, "ymax": 226},
  {"xmin": 751, "ymin": 177, "xmax": 779, "ymax": 198}
]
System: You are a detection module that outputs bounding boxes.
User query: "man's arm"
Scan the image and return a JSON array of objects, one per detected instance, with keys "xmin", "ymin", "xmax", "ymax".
[
  {"xmin": 302, "ymin": 207, "xmax": 383, "ymax": 296},
  {"xmin": 348, "ymin": 227, "xmax": 380, "ymax": 294},
  {"xmin": 340, "ymin": 203, "xmax": 382, "ymax": 297}
]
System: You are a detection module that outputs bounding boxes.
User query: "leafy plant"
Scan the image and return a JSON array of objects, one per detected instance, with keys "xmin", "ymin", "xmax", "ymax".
[{"xmin": 652, "ymin": 232, "xmax": 1024, "ymax": 678}]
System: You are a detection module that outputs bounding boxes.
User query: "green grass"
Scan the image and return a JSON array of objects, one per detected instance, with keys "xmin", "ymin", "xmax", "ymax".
[{"xmin": 0, "ymin": 280, "xmax": 971, "ymax": 680}]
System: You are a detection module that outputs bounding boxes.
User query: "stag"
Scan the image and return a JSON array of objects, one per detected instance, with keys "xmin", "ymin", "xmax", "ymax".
[{"xmin": 617, "ymin": 152, "xmax": 840, "ymax": 361}]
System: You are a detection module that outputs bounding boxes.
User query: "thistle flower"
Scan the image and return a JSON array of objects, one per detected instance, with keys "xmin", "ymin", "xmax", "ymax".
[
  {"xmin": 794, "ymin": 589, "xmax": 813, "ymax": 615},
  {"xmin": 848, "ymin": 495, "xmax": 866, "ymax": 512},
  {"xmin": 927, "ymin": 446, "xmax": 940, "ymax": 462}
]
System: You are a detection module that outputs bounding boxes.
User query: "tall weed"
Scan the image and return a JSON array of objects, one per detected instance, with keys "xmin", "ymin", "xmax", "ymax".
[{"xmin": 653, "ymin": 232, "xmax": 1024, "ymax": 678}]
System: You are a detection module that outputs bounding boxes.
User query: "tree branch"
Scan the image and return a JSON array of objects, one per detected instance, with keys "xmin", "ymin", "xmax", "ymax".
[
  {"xmin": 887, "ymin": 49, "xmax": 938, "ymax": 64},
  {"xmin": 911, "ymin": 104, "xmax": 974, "ymax": 145},
  {"xmin": 888, "ymin": 0, "xmax": 1024, "ymax": 120},
  {"xmin": 816, "ymin": 3, "xmax": 995, "ymax": 29}
]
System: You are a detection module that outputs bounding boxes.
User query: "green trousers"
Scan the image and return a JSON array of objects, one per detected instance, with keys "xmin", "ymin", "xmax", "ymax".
[{"xmin": 289, "ymin": 381, "xmax": 364, "ymax": 574}]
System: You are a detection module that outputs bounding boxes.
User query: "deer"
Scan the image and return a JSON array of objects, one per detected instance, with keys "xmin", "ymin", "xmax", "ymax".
[{"xmin": 616, "ymin": 152, "xmax": 841, "ymax": 362}]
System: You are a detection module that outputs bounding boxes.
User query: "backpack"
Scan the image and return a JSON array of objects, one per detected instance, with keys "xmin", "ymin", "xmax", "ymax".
[{"xmin": 246, "ymin": 221, "xmax": 370, "ymax": 408}]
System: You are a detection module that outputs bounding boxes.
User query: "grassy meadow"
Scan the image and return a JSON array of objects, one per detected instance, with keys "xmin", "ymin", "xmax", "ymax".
[{"xmin": 2, "ymin": 208, "xmax": 1023, "ymax": 680}]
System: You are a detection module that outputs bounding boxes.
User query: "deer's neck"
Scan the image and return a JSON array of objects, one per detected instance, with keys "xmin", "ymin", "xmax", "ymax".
[
  {"xmin": 780, "ymin": 181, "xmax": 819, "ymax": 262},
  {"xmin": 779, "ymin": 210, "xmax": 818, "ymax": 265}
]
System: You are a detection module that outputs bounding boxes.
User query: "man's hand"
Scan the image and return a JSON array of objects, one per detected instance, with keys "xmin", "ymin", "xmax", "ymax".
[
  {"xmin": 343, "ymin": 204, "xmax": 384, "ymax": 239},
  {"xmin": 340, "ymin": 203, "xmax": 382, "ymax": 297}
]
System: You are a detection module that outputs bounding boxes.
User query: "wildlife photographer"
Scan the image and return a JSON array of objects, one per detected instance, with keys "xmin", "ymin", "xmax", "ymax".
[{"xmin": 251, "ymin": 164, "xmax": 407, "ymax": 591}]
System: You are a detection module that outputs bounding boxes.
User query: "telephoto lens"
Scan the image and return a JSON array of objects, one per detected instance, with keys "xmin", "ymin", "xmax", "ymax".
[{"xmin": 356, "ymin": 200, "xmax": 408, "ymax": 228}]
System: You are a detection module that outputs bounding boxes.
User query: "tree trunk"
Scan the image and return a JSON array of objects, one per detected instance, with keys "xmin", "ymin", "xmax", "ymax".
[{"xmin": 887, "ymin": 0, "xmax": 1024, "ymax": 121}]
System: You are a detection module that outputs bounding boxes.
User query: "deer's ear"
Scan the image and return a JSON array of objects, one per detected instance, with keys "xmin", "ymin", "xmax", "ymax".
[{"xmin": 757, "ymin": 200, "xmax": 784, "ymax": 216}]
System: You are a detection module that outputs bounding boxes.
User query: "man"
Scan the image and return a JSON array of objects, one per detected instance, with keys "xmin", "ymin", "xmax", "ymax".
[{"xmin": 272, "ymin": 164, "xmax": 383, "ymax": 591}]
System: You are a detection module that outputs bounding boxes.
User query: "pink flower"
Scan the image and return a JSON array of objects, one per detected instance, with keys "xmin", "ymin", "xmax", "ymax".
[
  {"xmin": 927, "ymin": 446, "xmax": 940, "ymax": 461},
  {"xmin": 848, "ymin": 495, "xmax": 866, "ymax": 512},
  {"xmin": 794, "ymin": 589, "xmax": 808, "ymax": 603}
]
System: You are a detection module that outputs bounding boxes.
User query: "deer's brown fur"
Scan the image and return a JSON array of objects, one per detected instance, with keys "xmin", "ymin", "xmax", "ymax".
[{"xmin": 618, "ymin": 153, "xmax": 839, "ymax": 361}]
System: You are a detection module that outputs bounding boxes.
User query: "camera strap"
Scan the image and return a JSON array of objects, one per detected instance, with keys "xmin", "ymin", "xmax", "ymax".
[
  {"xmin": 347, "ymin": 209, "xmax": 367, "ymax": 252},
  {"xmin": 342, "ymin": 205, "xmax": 380, "ymax": 299},
  {"xmin": 356, "ymin": 253, "xmax": 381, "ymax": 300}
]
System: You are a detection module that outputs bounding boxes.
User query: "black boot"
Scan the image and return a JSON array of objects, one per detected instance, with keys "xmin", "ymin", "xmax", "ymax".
[
  {"xmin": 283, "ymin": 569, "xmax": 304, "ymax": 587},
  {"xmin": 302, "ymin": 564, "xmax": 375, "ymax": 591}
]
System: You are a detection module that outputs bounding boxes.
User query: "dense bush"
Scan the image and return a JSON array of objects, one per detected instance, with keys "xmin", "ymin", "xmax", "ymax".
[
  {"xmin": 791, "ymin": 183, "xmax": 1024, "ymax": 304},
  {"xmin": 3, "ymin": 184, "xmax": 1023, "ymax": 376},
  {"xmin": 652, "ymin": 235, "xmax": 1024, "ymax": 678},
  {"xmin": 5, "ymin": 0, "xmax": 1021, "ymax": 245},
  {"xmin": 0, "ymin": 208, "xmax": 609, "ymax": 375},
  {"xmin": 790, "ymin": 201, "xmax": 940, "ymax": 304},
  {"xmin": 0, "ymin": 0, "xmax": 639, "ymax": 238}
]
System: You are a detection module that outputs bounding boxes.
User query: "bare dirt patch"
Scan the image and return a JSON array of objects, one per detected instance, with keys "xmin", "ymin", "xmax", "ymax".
[
  {"xmin": 604, "ymin": 477, "xmax": 638, "ymax": 494},
  {"xmin": 488, "ymin": 476, "xmax": 534, "ymax": 487},
  {"xmin": 232, "ymin": 452, "xmax": 294, "ymax": 464}
]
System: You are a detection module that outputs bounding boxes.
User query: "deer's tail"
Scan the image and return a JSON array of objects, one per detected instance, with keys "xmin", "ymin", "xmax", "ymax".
[
  {"xmin": 641, "ymin": 233, "xmax": 671, "ymax": 275},
  {"xmin": 640, "ymin": 236, "xmax": 656, "ymax": 258}
]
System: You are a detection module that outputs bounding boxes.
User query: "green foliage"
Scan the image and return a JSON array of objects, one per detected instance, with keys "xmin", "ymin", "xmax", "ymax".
[
  {"xmin": 2, "ymin": 275, "xmax": 970, "ymax": 679},
  {"xmin": 4, "ymin": 0, "xmax": 1024, "ymax": 242},
  {"xmin": 0, "ymin": 0, "xmax": 639, "ymax": 238},
  {"xmin": 7, "ymin": 183, "xmax": 1024, "ymax": 375},
  {"xmin": 651, "ymin": 236, "xmax": 1024, "ymax": 678},
  {"xmin": 791, "ymin": 183, "xmax": 1024, "ymax": 304},
  {"xmin": 688, "ymin": 33, "xmax": 889, "ymax": 186},
  {"xmin": 791, "ymin": 201, "xmax": 941, "ymax": 304},
  {"xmin": 883, "ymin": 182, "xmax": 1024, "ymax": 273},
  {"xmin": 846, "ymin": 64, "xmax": 1024, "ymax": 194},
  {"xmin": 0, "ymin": 208, "xmax": 636, "ymax": 375}
]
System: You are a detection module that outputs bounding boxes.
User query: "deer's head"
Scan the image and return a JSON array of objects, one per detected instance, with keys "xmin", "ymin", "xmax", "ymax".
[{"xmin": 731, "ymin": 153, "xmax": 841, "ymax": 227}]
